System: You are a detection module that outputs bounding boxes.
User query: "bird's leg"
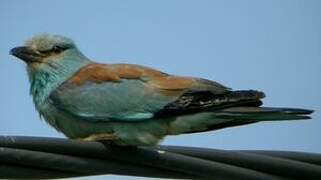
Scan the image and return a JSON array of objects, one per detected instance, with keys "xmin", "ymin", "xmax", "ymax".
[{"xmin": 80, "ymin": 133, "xmax": 119, "ymax": 142}]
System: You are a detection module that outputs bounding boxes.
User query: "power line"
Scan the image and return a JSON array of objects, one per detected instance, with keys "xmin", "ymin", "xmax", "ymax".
[{"xmin": 0, "ymin": 136, "xmax": 320, "ymax": 179}]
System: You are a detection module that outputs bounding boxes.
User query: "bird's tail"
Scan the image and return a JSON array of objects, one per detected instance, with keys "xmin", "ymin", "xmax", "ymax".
[
  {"xmin": 217, "ymin": 106, "xmax": 313, "ymax": 121},
  {"xmin": 172, "ymin": 106, "xmax": 313, "ymax": 135}
]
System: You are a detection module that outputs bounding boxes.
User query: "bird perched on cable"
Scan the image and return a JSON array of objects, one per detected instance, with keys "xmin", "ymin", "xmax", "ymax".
[{"xmin": 10, "ymin": 34, "xmax": 313, "ymax": 146}]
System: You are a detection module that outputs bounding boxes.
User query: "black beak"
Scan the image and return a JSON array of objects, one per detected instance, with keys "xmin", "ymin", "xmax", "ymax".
[{"xmin": 10, "ymin": 46, "xmax": 42, "ymax": 63}]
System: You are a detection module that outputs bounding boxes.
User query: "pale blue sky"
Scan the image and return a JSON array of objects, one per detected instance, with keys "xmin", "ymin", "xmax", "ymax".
[{"xmin": 0, "ymin": 0, "xmax": 320, "ymax": 179}]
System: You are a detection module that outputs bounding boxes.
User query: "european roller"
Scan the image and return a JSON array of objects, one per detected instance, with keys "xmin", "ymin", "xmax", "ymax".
[{"xmin": 10, "ymin": 34, "xmax": 313, "ymax": 146}]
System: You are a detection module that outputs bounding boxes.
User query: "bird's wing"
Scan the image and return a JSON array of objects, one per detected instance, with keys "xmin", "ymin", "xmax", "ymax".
[{"xmin": 49, "ymin": 63, "xmax": 251, "ymax": 122}]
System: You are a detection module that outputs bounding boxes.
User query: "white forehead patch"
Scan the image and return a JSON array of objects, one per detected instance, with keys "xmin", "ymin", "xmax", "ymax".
[{"xmin": 24, "ymin": 34, "xmax": 74, "ymax": 51}]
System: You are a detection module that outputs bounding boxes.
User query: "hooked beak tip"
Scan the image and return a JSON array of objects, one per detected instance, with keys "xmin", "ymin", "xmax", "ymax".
[
  {"xmin": 9, "ymin": 46, "xmax": 41, "ymax": 63},
  {"xmin": 10, "ymin": 47, "xmax": 18, "ymax": 56}
]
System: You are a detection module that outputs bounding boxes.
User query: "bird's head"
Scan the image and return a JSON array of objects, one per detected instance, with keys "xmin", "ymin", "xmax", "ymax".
[
  {"xmin": 10, "ymin": 34, "xmax": 90, "ymax": 77},
  {"xmin": 10, "ymin": 34, "xmax": 80, "ymax": 64}
]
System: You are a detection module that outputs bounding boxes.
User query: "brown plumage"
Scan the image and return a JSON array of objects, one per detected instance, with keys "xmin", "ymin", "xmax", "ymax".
[{"xmin": 70, "ymin": 63, "xmax": 230, "ymax": 95}]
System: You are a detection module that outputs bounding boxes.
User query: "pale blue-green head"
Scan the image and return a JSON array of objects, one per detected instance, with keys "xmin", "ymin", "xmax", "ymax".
[{"xmin": 10, "ymin": 34, "xmax": 90, "ymax": 76}]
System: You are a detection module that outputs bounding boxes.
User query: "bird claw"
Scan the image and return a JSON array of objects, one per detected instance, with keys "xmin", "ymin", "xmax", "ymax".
[{"xmin": 80, "ymin": 133, "xmax": 119, "ymax": 142}]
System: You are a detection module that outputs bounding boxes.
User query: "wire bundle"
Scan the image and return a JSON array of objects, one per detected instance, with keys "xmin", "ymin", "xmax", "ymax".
[{"xmin": 0, "ymin": 136, "xmax": 321, "ymax": 179}]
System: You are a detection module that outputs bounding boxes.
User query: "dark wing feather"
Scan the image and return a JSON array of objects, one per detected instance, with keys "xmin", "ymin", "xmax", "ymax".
[{"xmin": 155, "ymin": 90, "xmax": 265, "ymax": 117}]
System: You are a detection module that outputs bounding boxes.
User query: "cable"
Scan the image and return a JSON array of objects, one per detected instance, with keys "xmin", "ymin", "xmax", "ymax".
[
  {"xmin": 0, "ymin": 147, "xmax": 190, "ymax": 179},
  {"xmin": 1, "ymin": 136, "xmax": 321, "ymax": 179},
  {"xmin": 0, "ymin": 164, "xmax": 80, "ymax": 179},
  {"xmin": 157, "ymin": 146, "xmax": 321, "ymax": 179}
]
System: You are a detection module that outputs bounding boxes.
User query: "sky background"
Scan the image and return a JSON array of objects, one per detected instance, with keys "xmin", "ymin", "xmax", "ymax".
[{"xmin": 0, "ymin": 0, "xmax": 320, "ymax": 179}]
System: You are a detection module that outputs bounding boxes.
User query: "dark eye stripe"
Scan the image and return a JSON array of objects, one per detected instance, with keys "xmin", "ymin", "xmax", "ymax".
[
  {"xmin": 53, "ymin": 45, "xmax": 68, "ymax": 52},
  {"xmin": 39, "ymin": 45, "xmax": 69, "ymax": 54}
]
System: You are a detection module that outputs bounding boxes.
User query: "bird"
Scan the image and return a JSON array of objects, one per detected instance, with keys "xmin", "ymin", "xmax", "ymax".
[{"xmin": 10, "ymin": 34, "xmax": 313, "ymax": 146}]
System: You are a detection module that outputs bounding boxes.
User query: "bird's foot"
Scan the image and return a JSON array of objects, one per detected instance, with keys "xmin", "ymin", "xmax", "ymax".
[{"xmin": 81, "ymin": 133, "xmax": 119, "ymax": 142}]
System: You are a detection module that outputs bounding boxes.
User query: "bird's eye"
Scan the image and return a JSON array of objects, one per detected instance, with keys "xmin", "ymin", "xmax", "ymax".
[
  {"xmin": 38, "ymin": 45, "xmax": 71, "ymax": 55},
  {"xmin": 52, "ymin": 45, "xmax": 68, "ymax": 53}
]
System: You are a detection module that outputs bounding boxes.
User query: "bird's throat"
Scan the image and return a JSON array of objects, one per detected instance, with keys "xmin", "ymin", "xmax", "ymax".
[{"xmin": 28, "ymin": 59, "xmax": 91, "ymax": 109}]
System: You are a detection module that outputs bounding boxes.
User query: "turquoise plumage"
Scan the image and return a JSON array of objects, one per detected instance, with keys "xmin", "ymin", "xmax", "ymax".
[{"xmin": 10, "ymin": 34, "xmax": 313, "ymax": 146}]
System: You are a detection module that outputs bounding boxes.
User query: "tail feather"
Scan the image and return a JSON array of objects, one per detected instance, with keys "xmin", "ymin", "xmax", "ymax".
[
  {"xmin": 182, "ymin": 107, "xmax": 313, "ymax": 134},
  {"xmin": 217, "ymin": 107, "xmax": 314, "ymax": 121}
]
